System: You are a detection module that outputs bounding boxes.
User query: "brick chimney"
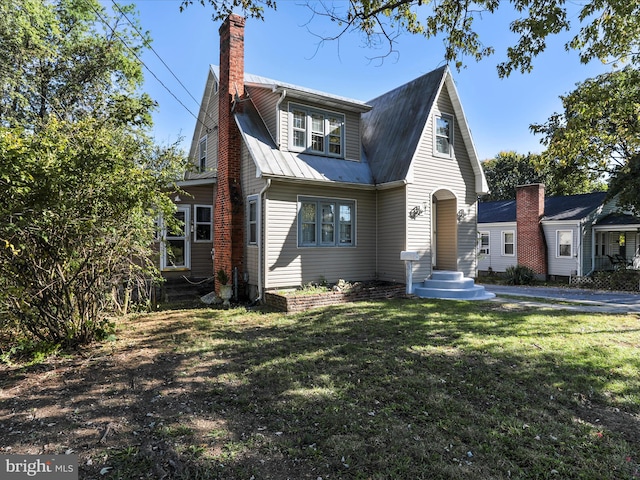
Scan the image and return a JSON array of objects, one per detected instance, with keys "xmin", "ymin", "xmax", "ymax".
[
  {"xmin": 215, "ymin": 14, "xmax": 245, "ymax": 293},
  {"xmin": 516, "ymin": 183, "xmax": 547, "ymax": 277}
]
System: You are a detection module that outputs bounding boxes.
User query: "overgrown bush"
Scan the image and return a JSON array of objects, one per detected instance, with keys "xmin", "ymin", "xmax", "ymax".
[{"xmin": 504, "ymin": 265, "xmax": 537, "ymax": 285}]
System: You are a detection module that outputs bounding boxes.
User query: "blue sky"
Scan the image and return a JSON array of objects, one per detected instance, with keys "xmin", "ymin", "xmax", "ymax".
[{"xmin": 122, "ymin": 0, "xmax": 612, "ymax": 160}]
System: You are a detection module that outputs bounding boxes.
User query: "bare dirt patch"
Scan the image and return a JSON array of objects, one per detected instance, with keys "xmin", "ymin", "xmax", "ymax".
[{"xmin": 0, "ymin": 310, "xmax": 269, "ymax": 479}]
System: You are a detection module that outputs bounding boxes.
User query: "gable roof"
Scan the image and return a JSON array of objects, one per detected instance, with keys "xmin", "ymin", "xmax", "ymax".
[
  {"xmin": 205, "ymin": 64, "xmax": 488, "ymax": 190},
  {"xmin": 361, "ymin": 66, "xmax": 488, "ymax": 192},
  {"xmin": 478, "ymin": 191, "xmax": 609, "ymax": 223},
  {"xmin": 212, "ymin": 65, "xmax": 372, "ymax": 113},
  {"xmin": 362, "ymin": 67, "xmax": 445, "ymax": 184}
]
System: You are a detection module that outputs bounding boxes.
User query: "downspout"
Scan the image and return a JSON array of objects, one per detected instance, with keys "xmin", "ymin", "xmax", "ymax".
[
  {"xmin": 585, "ymin": 223, "xmax": 597, "ymax": 277},
  {"xmin": 576, "ymin": 221, "xmax": 583, "ymax": 278},
  {"xmin": 256, "ymin": 179, "xmax": 271, "ymax": 302},
  {"xmin": 274, "ymin": 88, "xmax": 287, "ymax": 148}
]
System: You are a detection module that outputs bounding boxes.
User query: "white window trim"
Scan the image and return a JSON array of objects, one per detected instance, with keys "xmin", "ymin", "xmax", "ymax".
[
  {"xmin": 193, "ymin": 204, "xmax": 213, "ymax": 243},
  {"xmin": 198, "ymin": 136, "xmax": 207, "ymax": 173},
  {"xmin": 478, "ymin": 231, "xmax": 490, "ymax": 255},
  {"xmin": 160, "ymin": 205, "xmax": 191, "ymax": 271},
  {"xmin": 288, "ymin": 103, "xmax": 345, "ymax": 158},
  {"xmin": 556, "ymin": 230, "xmax": 573, "ymax": 258},
  {"xmin": 297, "ymin": 196, "xmax": 356, "ymax": 247},
  {"xmin": 502, "ymin": 230, "xmax": 515, "ymax": 256},
  {"xmin": 247, "ymin": 195, "xmax": 258, "ymax": 246},
  {"xmin": 434, "ymin": 112, "xmax": 454, "ymax": 158}
]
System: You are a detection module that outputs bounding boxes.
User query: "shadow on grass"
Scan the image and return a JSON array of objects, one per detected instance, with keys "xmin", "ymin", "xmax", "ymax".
[{"xmin": 1, "ymin": 298, "xmax": 639, "ymax": 479}]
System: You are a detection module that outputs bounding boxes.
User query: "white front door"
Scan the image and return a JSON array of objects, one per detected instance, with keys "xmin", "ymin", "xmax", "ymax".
[{"xmin": 161, "ymin": 206, "xmax": 191, "ymax": 270}]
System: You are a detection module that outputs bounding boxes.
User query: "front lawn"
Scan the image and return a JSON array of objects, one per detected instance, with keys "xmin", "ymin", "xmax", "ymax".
[{"xmin": 1, "ymin": 298, "xmax": 639, "ymax": 479}]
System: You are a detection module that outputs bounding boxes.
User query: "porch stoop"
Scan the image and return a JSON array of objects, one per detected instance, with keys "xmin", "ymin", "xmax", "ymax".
[
  {"xmin": 413, "ymin": 271, "xmax": 496, "ymax": 300},
  {"xmin": 160, "ymin": 277, "xmax": 215, "ymax": 303}
]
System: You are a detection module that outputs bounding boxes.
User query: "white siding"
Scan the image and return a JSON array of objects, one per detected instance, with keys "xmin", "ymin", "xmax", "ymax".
[
  {"xmin": 476, "ymin": 223, "xmax": 518, "ymax": 273},
  {"xmin": 543, "ymin": 223, "xmax": 581, "ymax": 276},
  {"xmin": 264, "ymin": 181, "xmax": 376, "ymax": 288}
]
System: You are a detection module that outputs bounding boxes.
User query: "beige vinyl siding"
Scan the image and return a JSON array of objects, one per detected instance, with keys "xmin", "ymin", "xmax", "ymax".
[
  {"xmin": 246, "ymin": 86, "xmax": 279, "ymax": 143},
  {"xmin": 186, "ymin": 71, "xmax": 219, "ymax": 180},
  {"xmin": 240, "ymin": 143, "xmax": 268, "ymax": 289},
  {"xmin": 264, "ymin": 181, "xmax": 376, "ymax": 288},
  {"xmin": 376, "ymin": 187, "xmax": 407, "ymax": 282},
  {"xmin": 344, "ymin": 110, "xmax": 362, "ymax": 161},
  {"xmin": 407, "ymin": 82, "xmax": 478, "ymax": 277},
  {"xmin": 176, "ymin": 185, "xmax": 214, "ymax": 278},
  {"xmin": 280, "ymin": 100, "xmax": 361, "ymax": 162}
]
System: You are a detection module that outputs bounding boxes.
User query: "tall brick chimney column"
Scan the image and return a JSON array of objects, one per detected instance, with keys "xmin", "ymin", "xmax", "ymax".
[
  {"xmin": 215, "ymin": 14, "xmax": 245, "ymax": 293},
  {"xmin": 516, "ymin": 183, "xmax": 547, "ymax": 277}
]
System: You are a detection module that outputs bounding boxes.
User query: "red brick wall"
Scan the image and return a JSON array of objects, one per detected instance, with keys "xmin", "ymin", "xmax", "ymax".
[
  {"xmin": 215, "ymin": 14, "xmax": 245, "ymax": 293},
  {"xmin": 516, "ymin": 184, "xmax": 547, "ymax": 276}
]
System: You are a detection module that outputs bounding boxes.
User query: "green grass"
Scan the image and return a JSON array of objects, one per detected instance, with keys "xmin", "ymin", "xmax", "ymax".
[{"xmin": 30, "ymin": 298, "xmax": 640, "ymax": 478}]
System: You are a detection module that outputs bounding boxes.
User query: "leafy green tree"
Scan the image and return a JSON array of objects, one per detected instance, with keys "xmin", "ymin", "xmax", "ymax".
[
  {"xmin": 531, "ymin": 67, "xmax": 640, "ymax": 213},
  {"xmin": 182, "ymin": 0, "xmax": 640, "ymax": 77},
  {"xmin": 480, "ymin": 151, "xmax": 605, "ymax": 201},
  {"xmin": 0, "ymin": 0, "xmax": 186, "ymax": 348}
]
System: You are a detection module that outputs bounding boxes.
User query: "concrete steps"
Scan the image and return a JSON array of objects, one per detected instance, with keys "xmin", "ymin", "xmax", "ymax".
[{"xmin": 413, "ymin": 271, "xmax": 495, "ymax": 300}]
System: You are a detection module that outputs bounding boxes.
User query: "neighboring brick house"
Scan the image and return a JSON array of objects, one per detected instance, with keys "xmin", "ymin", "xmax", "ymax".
[
  {"xmin": 160, "ymin": 14, "xmax": 490, "ymax": 301},
  {"xmin": 477, "ymin": 184, "xmax": 640, "ymax": 279}
]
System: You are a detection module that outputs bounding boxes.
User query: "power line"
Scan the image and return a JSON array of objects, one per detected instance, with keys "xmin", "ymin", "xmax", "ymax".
[
  {"xmin": 86, "ymin": 0, "xmax": 203, "ymax": 127},
  {"xmin": 110, "ymin": 0, "xmax": 201, "ymax": 108}
]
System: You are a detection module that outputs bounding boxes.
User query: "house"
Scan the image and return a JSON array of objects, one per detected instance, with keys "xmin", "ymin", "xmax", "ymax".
[
  {"xmin": 477, "ymin": 183, "xmax": 640, "ymax": 279},
  {"xmin": 161, "ymin": 14, "xmax": 489, "ymax": 300}
]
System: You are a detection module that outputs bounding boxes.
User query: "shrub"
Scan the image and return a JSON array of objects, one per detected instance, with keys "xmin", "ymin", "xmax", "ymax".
[{"xmin": 504, "ymin": 265, "xmax": 537, "ymax": 285}]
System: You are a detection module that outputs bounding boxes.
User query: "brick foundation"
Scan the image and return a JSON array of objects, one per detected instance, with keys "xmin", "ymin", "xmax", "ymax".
[{"xmin": 264, "ymin": 284, "xmax": 406, "ymax": 313}]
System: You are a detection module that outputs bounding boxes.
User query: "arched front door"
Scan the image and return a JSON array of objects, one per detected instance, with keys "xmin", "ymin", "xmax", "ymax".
[{"xmin": 432, "ymin": 189, "xmax": 457, "ymax": 271}]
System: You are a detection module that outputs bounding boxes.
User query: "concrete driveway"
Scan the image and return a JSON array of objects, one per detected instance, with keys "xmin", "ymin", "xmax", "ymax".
[{"xmin": 478, "ymin": 283, "xmax": 640, "ymax": 314}]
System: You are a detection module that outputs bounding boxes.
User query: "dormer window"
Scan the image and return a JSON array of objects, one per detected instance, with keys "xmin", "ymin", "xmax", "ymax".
[{"xmin": 289, "ymin": 104, "xmax": 344, "ymax": 158}]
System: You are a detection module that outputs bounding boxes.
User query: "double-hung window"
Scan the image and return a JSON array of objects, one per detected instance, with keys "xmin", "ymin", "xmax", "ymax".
[
  {"xmin": 289, "ymin": 104, "xmax": 344, "ymax": 158},
  {"xmin": 478, "ymin": 232, "xmax": 489, "ymax": 255},
  {"xmin": 247, "ymin": 196, "xmax": 258, "ymax": 245},
  {"xmin": 557, "ymin": 230, "xmax": 573, "ymax": 257},
  {"xmin": 435, "ymin": 113, "xmax": 454, "ymax": 156},
  {"xmin": 194, "ymin": 205, "xmax": 212, "ymax": 242},
  {"xmin": 299, "ymin": 197, "xmax": 355, "ymax": 247},
  {"xmin": 198, "ymin": 136, "xmax": 207, "ymax": 172},
  {"xmin": 502, "ymin": 231, "xmax": 515, "ymax": 256}
]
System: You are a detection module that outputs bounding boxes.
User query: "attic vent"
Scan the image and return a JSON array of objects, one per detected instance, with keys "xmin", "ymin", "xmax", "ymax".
[{"xmin": 214, "ymin": 81, "xmax": 219, "ymax": 94}]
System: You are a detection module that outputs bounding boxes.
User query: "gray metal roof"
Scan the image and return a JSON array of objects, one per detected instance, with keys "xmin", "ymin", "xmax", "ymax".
[
  {"xmin": 235, "ymin": 101, "xmax": 374, "ymax": 185},
  {"xmin": 211, "ymin": 65, "xmax": 371, "ymax": 112},
  {"xmin": 362, "ymin": 66, "xmax": 447, "ymax": 185},
  {"xmin": 478, "ymin": 191, "xmax": 609, "ymax": 223}
]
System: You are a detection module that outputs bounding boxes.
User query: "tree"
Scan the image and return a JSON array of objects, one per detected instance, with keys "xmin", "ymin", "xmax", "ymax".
[
  {"xmin": 481, "ymin": 151, "xmax": 606, "ymax": 201},
  {"xmin": 0, "ymin": 0, "xmax": 186, "ymax": 348},
  {"xmin": 181, "ymin": 0, "xmax": 640, "ymax": 77},
  {"xmin": 530, "ymin": 67, "xmax": 640, "ymax": 213}
]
